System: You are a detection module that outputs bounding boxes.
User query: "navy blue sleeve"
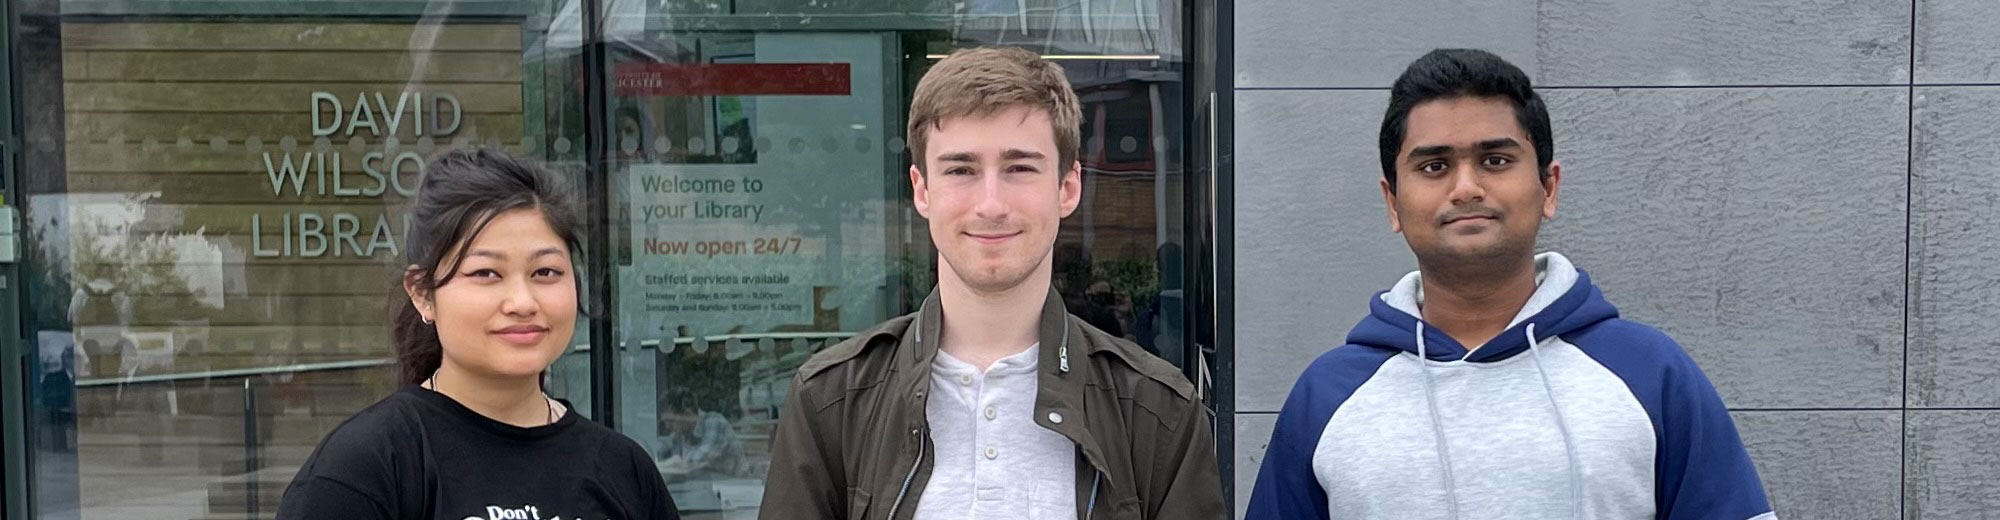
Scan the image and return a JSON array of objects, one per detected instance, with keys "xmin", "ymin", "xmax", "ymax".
[
  {"xmin": 1573, "ymin": 320, "xmax": 1774, "ymax": 520},
  {"xmin": 1245, "ymin": 346, "xmax": 1394, "ymax": 520}
]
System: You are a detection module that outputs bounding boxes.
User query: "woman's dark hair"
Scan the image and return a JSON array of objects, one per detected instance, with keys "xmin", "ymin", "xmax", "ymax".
[
  {"xmin": 1378, "ymin": 48, "xmax": 1553, "ymax": 194},
  {"xmin": 393, "ymin": 148, "xmax": 583, "ymax": 384}
]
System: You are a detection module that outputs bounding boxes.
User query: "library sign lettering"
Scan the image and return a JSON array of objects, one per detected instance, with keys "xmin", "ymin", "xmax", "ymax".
[{"xmin": 250, "ymin": 91, "xmax": 464, "ymax": 259}]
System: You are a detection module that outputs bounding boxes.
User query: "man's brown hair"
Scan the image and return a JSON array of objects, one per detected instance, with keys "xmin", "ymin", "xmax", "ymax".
[{"xmin": 906, "ymin": 46, "xmax": 1083, "ymax": 175}]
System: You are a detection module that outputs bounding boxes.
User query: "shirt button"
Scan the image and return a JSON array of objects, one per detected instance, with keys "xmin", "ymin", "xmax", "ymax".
[
  {"xmin": 1048, "ymin": 412, "xmax": 1064, "ymax": 424},
  {"xmin": 959, "ymin": 375, "xmax": 973, "ymax": 386},
  {"xmin": 984, "ymin": 447, "xmax": 998, "ymax": 460},
  {"xmin": 984, "ymin": 406, "xmax": 997, "ymax": 421}
]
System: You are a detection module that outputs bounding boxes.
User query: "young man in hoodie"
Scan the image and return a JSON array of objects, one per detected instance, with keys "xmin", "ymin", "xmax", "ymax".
[
  {"xmin": 1245, "ymin": 49, "xmax": 1774, "ymax": 520},
  {"xmin": 757, "ymin": 46, "xmax": 1225, "ymax": 520}
]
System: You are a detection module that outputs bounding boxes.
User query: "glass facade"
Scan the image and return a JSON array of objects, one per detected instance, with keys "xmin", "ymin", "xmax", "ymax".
[{"xmin": 3, "ymin": 0, "xmax": 1212, "ymax": 518}]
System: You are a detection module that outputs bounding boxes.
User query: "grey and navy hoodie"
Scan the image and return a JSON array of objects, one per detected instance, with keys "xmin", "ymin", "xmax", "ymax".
[{"xmin": 1246, "ymin": 253, "xmax": 1774, "ymax": 520}]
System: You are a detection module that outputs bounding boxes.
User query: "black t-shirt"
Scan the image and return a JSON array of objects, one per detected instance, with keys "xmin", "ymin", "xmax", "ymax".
[{"xmin": 277, "ymin": 386, "xmax": 680, "ymax": 520}]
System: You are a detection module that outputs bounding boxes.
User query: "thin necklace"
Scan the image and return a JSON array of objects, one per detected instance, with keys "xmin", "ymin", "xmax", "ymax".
[{"xmin": 429, "ymin": 371, "xmax": 557, "ymax": 426}]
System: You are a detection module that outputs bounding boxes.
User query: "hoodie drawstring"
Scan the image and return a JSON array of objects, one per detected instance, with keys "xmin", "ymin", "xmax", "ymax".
[
  {"xmin": 1417, "ymin": 322, "xmax": 1583, "ymax": 520},
  {"xmin": 1413, "ymin": 321, "xmax": 1463, "ymax": 519},
  {"xmin": 1525, "ymin": 323, "xmax": 1583, "ymax": 519}
]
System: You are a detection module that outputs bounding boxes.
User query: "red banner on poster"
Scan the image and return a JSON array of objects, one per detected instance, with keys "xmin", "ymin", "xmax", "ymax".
[{"xmin": 613, "ymin": 63, "xmax": 852, "ymax": 96}]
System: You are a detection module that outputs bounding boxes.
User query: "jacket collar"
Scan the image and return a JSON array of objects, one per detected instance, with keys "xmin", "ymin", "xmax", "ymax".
[{"xmin": 898, "ymin": 287, "xmax": 1115, "ymax": 488}]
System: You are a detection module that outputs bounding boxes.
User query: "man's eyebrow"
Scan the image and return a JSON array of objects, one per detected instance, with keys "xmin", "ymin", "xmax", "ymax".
[
  {"xmin": 1475, "ymin": 138, "xmax": 1523, "ymax": 151},
  {"xmin": 1407, "ymin": 144, "xmax": 1454, "ymax": 160},
  {"xmin": 1001, "ymin": 149, "xmax": 1046, "ymax": 161}
]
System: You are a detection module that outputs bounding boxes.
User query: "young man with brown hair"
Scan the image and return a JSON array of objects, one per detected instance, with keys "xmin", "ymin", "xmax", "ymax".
[{"xmin": 758, "ymin": 46, "xmax": 1225, "ymax": 520}]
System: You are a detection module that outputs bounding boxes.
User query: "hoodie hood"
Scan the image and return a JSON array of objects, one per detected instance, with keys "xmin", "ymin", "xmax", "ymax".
[
  {"xmin": 1345, "ymin": 252, "xmax": 1619, "ymax": 363},
  {"xmin": 1248, "ymin": 251, "xmax": 1775, "ymax": 520}
]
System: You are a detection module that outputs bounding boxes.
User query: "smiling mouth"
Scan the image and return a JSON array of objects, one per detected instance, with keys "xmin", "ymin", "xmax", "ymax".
[
  {"xmin": 966, "ymin": 231, "xmax": 1022, "ymax": 243},
  {"xmin": 493, "ymin": 327, "xmax": 550, "ymax": 345}
]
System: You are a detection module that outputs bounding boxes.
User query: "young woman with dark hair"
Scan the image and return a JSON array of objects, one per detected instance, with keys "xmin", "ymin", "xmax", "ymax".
[{"xmin": 278, "ymin": 148, "xmax": 679, "ymax": 520}]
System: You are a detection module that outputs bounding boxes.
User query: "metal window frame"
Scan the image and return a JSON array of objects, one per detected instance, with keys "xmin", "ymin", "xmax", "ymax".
[
  {"xmin": 0, "ymin": 0, "xmax": 27, "ymax": 515},
  {"xmin": 1181, "ymin": 0, "xmax": 1235, "ymax": 508},
  {"xmin": 579, "ymin": 0, "xmax": 617, "ymax": 430}
]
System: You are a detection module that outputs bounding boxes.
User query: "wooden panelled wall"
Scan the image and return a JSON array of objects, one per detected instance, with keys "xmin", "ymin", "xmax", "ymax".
[
  {"xmin": 53, "ymin": 24, "xmax": 531, "ymax": 494},
  {"xmin": 59, "ymin": 22, "xmax": 526, "ymax": 375}
]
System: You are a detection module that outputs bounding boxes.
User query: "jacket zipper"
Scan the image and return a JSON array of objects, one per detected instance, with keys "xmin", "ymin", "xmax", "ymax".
[
  {"xmin": 886, "ymin": 427, "xmax": 926, "ymax": 519},
  {"xmin": 1084, "ymin": 471, "xmax": 1101, "ymax": 520},
  {"xmin": 890, "ymin": 311, "xmax": 932, "ymax": 520}
]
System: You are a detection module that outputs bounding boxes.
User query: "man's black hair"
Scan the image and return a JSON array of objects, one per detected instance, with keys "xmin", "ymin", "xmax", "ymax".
[{"xmin": 1379, "ymin": 49, "xmax": 1553, "ymax": 193}]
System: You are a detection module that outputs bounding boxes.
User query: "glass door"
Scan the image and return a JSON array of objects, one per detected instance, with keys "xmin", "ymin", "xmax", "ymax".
[
  {"xmin": 598, "ymin": 2, "xmax": 1195, "ymax": 516},
  {"xmin": 10, "ymin": 2, "xmax": 586, "ymax": 518}
]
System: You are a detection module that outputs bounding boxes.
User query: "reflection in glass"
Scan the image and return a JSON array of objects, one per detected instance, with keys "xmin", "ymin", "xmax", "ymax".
[
  {"xmin": 10, "ymin": 0, "xmax": 1194, "ymax": 517},
  {"xmin": 19, "ymin": 3, "xmax": 585, "ymax": 519}
]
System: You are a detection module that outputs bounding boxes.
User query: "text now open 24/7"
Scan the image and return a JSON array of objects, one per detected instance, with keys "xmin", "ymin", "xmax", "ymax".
[{"xmin": 643, "ymin": 237, "xmax": 803, "ymax": 258}]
